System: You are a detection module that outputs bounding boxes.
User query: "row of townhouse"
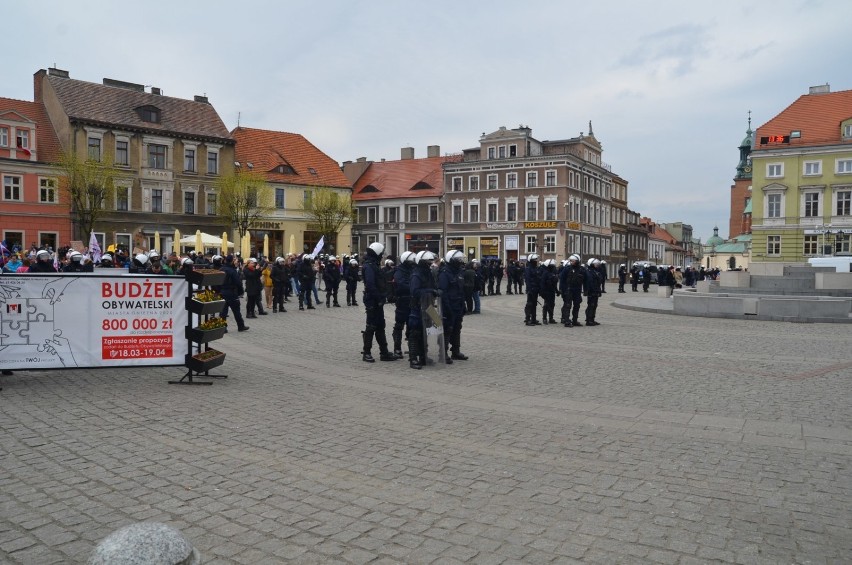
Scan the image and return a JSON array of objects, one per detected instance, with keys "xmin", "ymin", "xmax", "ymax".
[
  {"xmin": 1, "ymin": 68, "xmax": 351, "ymax": 258},
  {"xmin": 344, "ymin": 125, "xmax": 656, "ymax": 279}
]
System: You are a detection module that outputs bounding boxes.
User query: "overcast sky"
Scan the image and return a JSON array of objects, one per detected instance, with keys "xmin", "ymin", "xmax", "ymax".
[{"xmin": 4, "ymin": 0, "xmax": 850, "ymax": 242}]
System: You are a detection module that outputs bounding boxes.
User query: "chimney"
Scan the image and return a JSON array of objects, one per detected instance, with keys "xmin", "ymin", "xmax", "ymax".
[
  {"xmin": 401, "ymin": 147, "xmax": 415, "ymax": 160},
  {"xmin": 356, "ymin": 157, "xmax": 367, "ymax": 163},
  {"xmin": 151, "ymin": 87, "xmax": 161, "ymax": 95},
  {"xmin": 103, "ymin": 78, "xmax": 145, "ymax": 92},
  {"xmin": 194, "ymin": 95, "xmax": 209, "ymax": 104},
  {"xmin": 34, "ymin": 69, "xmax": 47, "ymax": 102},
  {"xmin": 427, "ymin": 145, "xmax": 440, "ymax": 158},
  {"xmin": 808, "ymin": 84, "xmax": 830, "ymax": 95},
  {"xmin": 47, "ymin": 67, "xmax": 69, "ymax": 78}
]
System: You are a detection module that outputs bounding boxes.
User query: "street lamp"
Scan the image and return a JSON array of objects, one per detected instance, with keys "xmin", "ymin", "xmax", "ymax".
[{"xmin": 239, "ymin": 219, "xmax": 248, "ymax": 239}]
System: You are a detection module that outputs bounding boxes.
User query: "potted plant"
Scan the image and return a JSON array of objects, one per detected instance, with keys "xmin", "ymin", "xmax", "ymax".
[
  {"xmin": 185, "ymin": 316, "xmax": 228, "ymax": 343},
  {"xmin": 186, "ymin": 289, "xmax": 225, "ymax": 315},
  {"xmin": 186, "ymin": 268, "xmax": 226, "ymax": 286},
  {"xmin": 186, "ymin": 348, "xmax": 226, "ymax": 373}
]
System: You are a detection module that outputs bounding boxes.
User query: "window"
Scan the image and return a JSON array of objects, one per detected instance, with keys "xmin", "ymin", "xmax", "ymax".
[
  {"xmin": 246, "ymin": 188, "xmax": 258, "ymax": 209},
  {"xmin": 507, "ymin": 202, "xmax": 517, "ymax": 222},
  {"xmin": 509, "ymin": 145, "xmax": 517, "ymax": 157},
  {"xmin": 206, "ymin": 192, "xmax": 217, "ymax": 215},
  {"xmin": 148, "ymin": 144, "xmax": 167, "ymax": 169},
  {"xmin": 545, "ymin": 199, "xmax": 556, "ymax": 220},
  {"xmin": 545, "ymin": 170, "xmax": 556, "ymax": 186},
  {"xmin": 39, "ymin": 178, "xmax": 57, "ymax": 203},
  {"xmin": 487, "ymin": 174, "xmax": 497, "ymax": 190},
  {"xmin": 469, "ymin": 176, "xmax": 479, "ymax": 191},
  {"xmin": 836, "ymin": 235, "xmax": 851, "ymax": 255},
  {"xmin": 767, "ymin": 163, "xmax": 783, "ymax": 178},
  {"xmin": 184, "ymin": 191, "xmax": 195, "ymax": 214},
  {"xmin": 837, "ymin": 159, "xmax": 852, "ymax": 174},
  {"xmin": 116, "ymin": 186, "xmax": 129, "ymax": 211},
  {"xmin": 385, "ymin": 207, "xmax": 398, "ymax": 223},
  {"xmin": 507, "ymin": 173, "xmax": 517, "ymax": 189},
  {"xmin": 526, "ymin": 172, "xmax": 538, "ymax": 187},
  {"xmin": 39, "ymin": 232, "xmax": 57, "ymax": 251},
  {"xmin": 408, "ymin": 205, "xmax": 418, "ymax": 223},
  {"xmin": 844, "ymin": 124, "xmax": 852, "ymax": 138},
  {"xmin": 526, "ymin": 200, "xmax": 537, "ymax": 221},
  {"xmin": 452, "ymin": 203, "xmax": 462, "ymax": 223},
  {"xmin": 837, "ymin": 190, "xmax": 851, "ymax": 216},
  {"xmin": 428, "ymin": 205, "xmax": 438, "ymax": 222},
  {"xmin": 487, "ymin": 202, "xmax": 497, "ymax": 222},
  {"xmin": 141, "ymin": 107, "xmax": 160, "ymax": 123},
  {"xmin": 544, "ymin": 235, "xmax": 555, "ymax": 253},
  {"xmin": 469, "ymin": 203, "xmax": 479, "ymax": 223},
  {"xmin": 207, "ymin": 148, "xmax": 219, "ymax": 174},
  {"xmin": 275, "ymin": 188, "xmax": 285, "ymax": 209},
  {"xmin": 184, "ymin": 148, "xmax": 196, "ymax": 172},
  {"xmin": 803, "ymin": 161, "xmax": 821, "ymax": 176},
  {"xmin": 16, "ymin": 129, "xmax": 29, "ymax": 149},
  {"xmin": 152, "ymin": 189, "xmax": 163, "ymax": 213},
  {"xmin": 525, "ymin": 236, "xmax": 536, "ymax": 254},
  {"xmin": 115, "ymin": 233, "xmax": 131, "ymax": 250},
  {"xmin": 3, "ymin": 175, "xmax": 22, "ymax": 201},
  {"xmin": 804, "ymin": 192, "xmax": 819, "ymax": 217},
  {"xmin": 498, "ymin": 146, "xmax": 506, "ymax": 158},
  {"xmin": 3, "ymin": 231, "xmax": 23, "ymax": 250},
  {"xmin": 115, "ymin": 140, "xmax": 129, "ymax": 166},
  {"xmin": 367, "ymin": 207, "xmax": 377, "ymax": 224},
  {"xmin": 0, "ymin": 127, "xmax": 7, "ymax": 146},
  {"xmin": 452, "ymin": 177, "xmax": 462, "ymax": 192},
  {"xmin": 767, "ymin": 235, "xmax": 781, "ymax": 256},
  {"xmin": 803, "ymin": 235, "xmax": 818, "ymax": 256},
  {"xmin": 88, "ymin": 137, "xmax": 101, "ymax": 161},
  {"xmin": 487, "ymin": 147, "xmax": 495, "ymax": 159}
]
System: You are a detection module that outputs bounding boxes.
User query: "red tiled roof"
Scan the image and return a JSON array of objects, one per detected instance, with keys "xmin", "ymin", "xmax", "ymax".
[
  {"xmin": 231, "ymin": 127, "xmax": 351, "ymax": 189},
  {"xmin": 351, "ymin": 157, "xmax": 449, "ymax": 201},
  {"xmin": 756, "ymin": 88, "xmax": 852, "ymax": 148},
  {"xmin": 0, "ymin": 97, "xmax": 62, "ymax": 163},
  {"xmin": 46, "ymin": 75, "xmax": 232, "ymax": 142}
]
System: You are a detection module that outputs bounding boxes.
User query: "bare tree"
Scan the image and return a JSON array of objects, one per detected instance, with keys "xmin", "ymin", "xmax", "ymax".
[
  {"xmin": 216, "ymin": 169, "xmax": 275, "ymax": 239},
  {"xmin": 57, "ymin": 151, "xmax": 117, "ymax": 239},
  {"xmin": 299, "ymin": 187, "xmax": 355, "ymax": 253}
]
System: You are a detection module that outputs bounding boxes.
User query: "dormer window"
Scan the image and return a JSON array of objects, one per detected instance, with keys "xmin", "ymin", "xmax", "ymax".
[
  {"xmin": 138, "ymin": 105, "xmax": 161, "ymax": 123},
  {"xmin": 308, "ymin": 167, "xmax": 317, "ymax": 175},
  {"xmin": 274, "ymin": 164, "xmax": 295, "ymax": 175}
]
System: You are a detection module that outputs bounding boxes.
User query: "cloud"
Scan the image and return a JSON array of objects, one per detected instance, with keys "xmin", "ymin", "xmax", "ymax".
[{"xmin": 616, "ymin": 23, "xmax": 712, "ymax": 78}]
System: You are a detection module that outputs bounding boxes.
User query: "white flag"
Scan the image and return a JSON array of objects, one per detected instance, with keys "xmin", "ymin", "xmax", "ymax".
[
  {"xmin": 89, "ymin": 231, "xmax": 102, "ymax": 264},
  {"xmin": 311, "ymin": 236, "xmax": 325, "ymax": 258}
]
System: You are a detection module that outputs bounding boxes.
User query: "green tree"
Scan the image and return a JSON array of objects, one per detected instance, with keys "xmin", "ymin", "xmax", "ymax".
[
  {"xmin": 299, "ymin": 187, "xmax": 355, "ymax": 253},
  {"xmin": 216, "ymin": 169, "xmax": 275, "ymax": 239},
  {"xmin": 57, "ymin": 151, "xmax": 117, "ymax": 239}
]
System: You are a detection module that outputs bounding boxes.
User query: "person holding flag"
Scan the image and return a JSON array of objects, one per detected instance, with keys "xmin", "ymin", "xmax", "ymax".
[{"xmin": 88, "ymin": 231, "xmax": 102, "ymax": 265}]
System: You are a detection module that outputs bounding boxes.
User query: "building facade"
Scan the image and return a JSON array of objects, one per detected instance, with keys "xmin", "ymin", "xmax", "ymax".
[
  {"xmin": 751, "ymin": 85, "xmax": 852, "ymax": 262},
  {"xmin": 345, "ymin": 147, "xmax": 449, "ymax": 259},
  {"xmin": 231, "ymin": 127, "xmax": 353, "ymax": 258},
  {"xmin": 625, "ymin": 208, "xmax": 649, "ymax": 266},
  {"xmin": 0, "ymin": 95, "xmax": 68, "ymax": 251},
  {"xmin": 730, "ymin": 116, "xmax": 754, "ymax": 239},
  {"xmin": 36, "ymin": 68, "xmax": 235, "ymax": 253},
  {"xmin": 442, "ymin": 125, "xmax": 619, "ymax": 276}
]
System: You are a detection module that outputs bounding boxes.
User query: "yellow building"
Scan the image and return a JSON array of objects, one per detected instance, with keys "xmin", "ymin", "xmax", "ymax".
[{"xmin": 751, "ymin": 85, "xmax": 852, "ymax": 262}]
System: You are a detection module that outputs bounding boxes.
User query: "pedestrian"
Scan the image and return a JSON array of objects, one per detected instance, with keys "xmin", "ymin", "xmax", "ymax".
[
  {"xmin": 243, "ymin": 257, "xmax": 267, "ymax": 317},
  {"xmin": 322, "ymin": 255, "xmax": 342, "ymax": 308},
  {"xmin": 471, "ymin": 259, "xmax": 483, "ymax": 314},
  {"xmin": 270, "ymin": 256, "xmax": 288, "ymax": 313},
  {"xmin": 262, "ymin": 259, "xmax": 274, "ymax": 310},
  {"xmin": 523, "ymin": 254, "xmax": 542, "ymax": 325},
  {"xmin": 539, "ymin": 259, "xmax": 558, "ymax": 325},
  {"xmin": 345, "ymin": 258, "xmax": 360, "ymax": 306},
  {"xmin": 559, "ymin": 254, "xmax": 585, "ymax": 327},
  {"xmin": 584, "ymin": 258, "xmax": 603, "ymax": 326},
  {"xmin": 462, "ymin": 260, "xmax": 475, "ymax": 314},
  {"xmin": 215, "ymin": 255, "xmax": 249, "ymax": 333},
  {"xmin": 438, "ymin": 250, "xmax": 468, "ymax": 362},
  {"xmin": 617, "ymin": 264, "xmax": 627, "ymax": 293},
  {"xmin": 360, "ymin": 242, "xmax": 397, "ymax": 363},
  {"xmin": 407, "ymin": 250, "xmax": 438, "ymax": 370},
  {"xmin": 391, "ymin": 251, "xmax": 415, "ymax": 359}
]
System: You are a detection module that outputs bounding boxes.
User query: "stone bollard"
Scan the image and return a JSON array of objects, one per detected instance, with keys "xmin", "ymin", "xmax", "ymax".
[
  {"xmin": 657, "ymin": 285, "xmax": 672, "ymax": 298},
  {"xmin": 89, "ymin": 522, "xmax": 201, "ymax": 565}
]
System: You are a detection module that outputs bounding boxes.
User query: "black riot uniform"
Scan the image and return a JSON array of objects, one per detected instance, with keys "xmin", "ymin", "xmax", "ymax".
[
  {"xmin": 438, "ymin": 251, "xmax": 468, "ymax": 362},
  {"xmin": 539, "ymin": 260, "xmax": 559, "ymax": 325},
  {"xmin": 523, "ymin": 255, "xmax": 542, "ymax": 325}
]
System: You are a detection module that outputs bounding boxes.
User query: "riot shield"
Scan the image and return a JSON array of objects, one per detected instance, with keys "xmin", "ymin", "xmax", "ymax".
[{"xmin": 421, "ymin": 292, "xmax": 446, "ymax": 366}]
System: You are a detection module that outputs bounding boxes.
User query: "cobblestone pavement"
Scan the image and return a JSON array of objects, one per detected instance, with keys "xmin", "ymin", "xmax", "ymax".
[{"xmin": 1, "ymin": 290, "xmax": 850, "ymax": 564}]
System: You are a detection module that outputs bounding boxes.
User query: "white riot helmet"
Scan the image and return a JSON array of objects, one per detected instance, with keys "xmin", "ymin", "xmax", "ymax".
[
  {"xmin": 327, "ymin": 255, "xmax": 337, "ymax": 262},
  {"xmin": 400, "ymin": 251, "xmax": 416, "ymax": 264},
  {"xmin": 569, "ymin": 254, "xmax": 580, "ymax": 264},
  {"xmin": 349, "ymin": 259, "xmax": 358, "ymax": 266},
  {"xmin": 212, "ymin": 254, "xmax": 223, "ymax": 262},
  {"xmin": 415, "ymin": 250, "xmax": 436, "ymax": 265},
  {"xmin": 134, "ymin": 253, "xmax": 149, "ymax": 266},
  {"xmin": 528, "ymin": 253, "xmax": 540, "ymax": 263},
  {"xmin": 561, "ymin": 259, "xmax": 569, "ymax": 267},
  {"xmin": 543, "ymin": 259, "xmax": 555, "ymax": 268},
  {"xmin": 384, "ymin": 259, "xmax": 394, "ymax": 267},
  {"xmin": 445, "ymin": 249, "xmax": 465, "ymax": 264},
  {"xmin": 148, "ymin": 250, "xmax": 160, "ymax": 260},
  {"xmin": 587, "ymin": 258, "xmax": 596, "ymax": 267},
  {"xmin": 181, "ymin": 257, "xmax": 194, "ymax": 267},
  {"xmin": 368, "ymin": 242, "xmax": 385, "ymax": 257},
  {"xmin": 69, "ymin": 251, "xmax": 83, "ymax": 262},
  {"xmin": 36, "ymin": 249, "xmax": 50, "ymax": 261}
]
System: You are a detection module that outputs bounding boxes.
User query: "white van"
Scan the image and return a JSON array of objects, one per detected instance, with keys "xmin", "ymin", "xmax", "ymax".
[{"xmin": 808, "ymin": 257, "xmax": 852, "ymax": 272}]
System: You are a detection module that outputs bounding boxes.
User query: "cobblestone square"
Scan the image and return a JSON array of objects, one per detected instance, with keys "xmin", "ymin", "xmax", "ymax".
[{"xmin": 1, "ymin": 293, "xmax": 850, "ymax": 563}]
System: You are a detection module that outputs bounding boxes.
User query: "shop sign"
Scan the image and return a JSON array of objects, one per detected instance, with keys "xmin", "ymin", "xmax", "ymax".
[
  {"xmin": 524, "ymin": 221, "xmax": 557, "ymax": 229},
  {"xmin": 486, "ymin": 222, "xmax": 517, "ymax": 230}
]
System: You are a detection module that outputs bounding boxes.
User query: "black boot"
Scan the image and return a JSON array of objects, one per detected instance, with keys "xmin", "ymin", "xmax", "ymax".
[
  {"xmin": 542, "ymin": 308, "xmax": 548, "ymax": 325},
  {"xmin": 362, "ymin": 326, "xmax": 375, "ymax": 362}
]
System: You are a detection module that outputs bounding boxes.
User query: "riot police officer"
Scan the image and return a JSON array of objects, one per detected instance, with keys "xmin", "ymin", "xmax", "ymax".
[
  {"xmin": 438, "ymin": 250, "xmax": 468, "ymax": 362},
  {"xmin": 408, "ymin": 250, "xmax": 437, "ymax": 369},
  {"xmin": 523, "ymin": 254, "xmax": 541, "ymax": 325},
  {"xmin": 391, "ymin": 251, "xmax": 415, "ymax": 359},
  {"xmin": 539, "ymin": 259, "xmax": 559, "ymax": 325},
  {"xmin": 559, "ymin": 254, "xmax": 585, "ymax": 327},
  {"xmin": 584, "ymin": 258, "xmax": 603, "ymax": 326},
  {"xmin": 361, "ymin": 242, "xmax": 397, "ymax": 363}
]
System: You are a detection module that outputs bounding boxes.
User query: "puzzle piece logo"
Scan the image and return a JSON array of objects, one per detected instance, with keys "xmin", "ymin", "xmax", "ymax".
[{"xmin": 4, "ymin": 302, "xmax": 26, "ymax": 320}]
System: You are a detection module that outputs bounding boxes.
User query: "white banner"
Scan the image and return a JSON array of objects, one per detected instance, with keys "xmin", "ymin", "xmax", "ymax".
[{"xmin": 0, "ymin": 274, "xmax": 188, "ymax": 370}]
